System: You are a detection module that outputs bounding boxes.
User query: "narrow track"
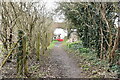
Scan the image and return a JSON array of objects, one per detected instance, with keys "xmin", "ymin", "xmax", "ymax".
[{"xmin": 50, "ymin": 42, "xmax": 84, "ymax": 78}]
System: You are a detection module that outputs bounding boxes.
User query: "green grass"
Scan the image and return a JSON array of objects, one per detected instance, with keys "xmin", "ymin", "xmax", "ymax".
[
  {"xmin": 47, "ymin": 40, "xmax": 58, "ymax": 49},
  {"xmin": 62, "ymin": 40, "xmax": 68, "ymax": 46}
]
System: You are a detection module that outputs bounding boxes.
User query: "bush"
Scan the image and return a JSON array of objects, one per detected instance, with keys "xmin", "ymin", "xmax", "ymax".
[
  {"xmin": 67, "ymin": 41, "xmax": 91, "ymax": 53},
  {"xmin": 79, "ymin": 48, "xmax": 90, "ymax": 53},
  {"xmin": 67, "ymin": 41, "xmax": 83, "ymax": 50}
]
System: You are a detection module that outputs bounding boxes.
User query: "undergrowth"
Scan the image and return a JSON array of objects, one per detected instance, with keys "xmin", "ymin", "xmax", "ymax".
[{"xmin": 63, "ymin": 40, "xmax": 118, "ymax": 78}]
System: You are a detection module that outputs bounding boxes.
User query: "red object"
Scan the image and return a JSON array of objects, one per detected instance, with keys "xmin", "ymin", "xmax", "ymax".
[{"xmin": 56, "ymin": 39, "xmax": 64, "ymax": 41}]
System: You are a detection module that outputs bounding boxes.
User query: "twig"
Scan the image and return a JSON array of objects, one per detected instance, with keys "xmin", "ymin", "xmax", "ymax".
[{"xmin": 0, "ymin": 37, "xmax": 23, "ymax": 69}]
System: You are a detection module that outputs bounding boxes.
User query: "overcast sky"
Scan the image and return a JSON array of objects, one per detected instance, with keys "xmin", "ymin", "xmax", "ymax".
[{"xmin": 43, "ymin": 0, "xmax": 65, "ymax": 23}]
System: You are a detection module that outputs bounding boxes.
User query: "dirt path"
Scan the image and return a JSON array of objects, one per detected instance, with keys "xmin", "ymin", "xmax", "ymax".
[{"xmin": 49, "ymin": 42, "xmax": 84, "ymax": 78}]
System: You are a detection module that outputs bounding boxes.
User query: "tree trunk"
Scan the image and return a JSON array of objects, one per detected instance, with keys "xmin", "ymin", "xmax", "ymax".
[{"xmin": 100, "ymin": 26, "xmax": 104, "ymax": 59}]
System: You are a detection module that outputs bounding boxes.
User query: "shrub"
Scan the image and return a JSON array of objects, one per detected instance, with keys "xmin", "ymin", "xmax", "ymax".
[{"xmin": 79, "ymin": 48, "xmax": 90, "ymax": 53}]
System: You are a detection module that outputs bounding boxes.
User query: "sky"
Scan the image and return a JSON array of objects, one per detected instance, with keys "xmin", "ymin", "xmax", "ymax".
[
  {"xmin": 43, "ymin": 0, "xmax": 67, "ymax": 38},
  {"xmin": 43, "ymin": 0, "xmax": 65, "ymax": 23}
]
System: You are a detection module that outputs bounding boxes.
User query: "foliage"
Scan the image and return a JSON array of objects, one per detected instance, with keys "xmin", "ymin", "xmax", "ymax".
[
  {"xmin": 0, "ymin": 2, "xmax": 54, "ymax": 77},
  {"xmin": 57, "ymin": 2, "xmax": 120, "ymax": 64},
  {"xmin": 67, "ymin": 41, "xmax": 83, "ymax": 49},
  {"xmin": 65, "ymin": 41, "xmax": 118, "ymax": 78},
  {"xmin": 110, "ymin": 64, "xmax": 119, "ymax": 72},
  {"xmin": 67, "ymin": 41, "xmax": 90, "ymax": 53}
]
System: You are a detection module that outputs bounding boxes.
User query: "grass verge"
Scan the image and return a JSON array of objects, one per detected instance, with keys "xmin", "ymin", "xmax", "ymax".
[
  {"xmin": 63, "ymin": 40, "xmax": 117, "ymax": 78},
  {"xmin": 47, "ymin": 40, "xmax": 58, "ymax": 49}
]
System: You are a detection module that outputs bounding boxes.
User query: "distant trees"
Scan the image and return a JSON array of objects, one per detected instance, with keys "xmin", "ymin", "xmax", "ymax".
[
  {"xmin": 0, "ymin": 2, "xmax": 53, "ymax": 77},
  {"xmin": 57, "ymin": 2, "xmax": 120, "ymax": 63}
]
